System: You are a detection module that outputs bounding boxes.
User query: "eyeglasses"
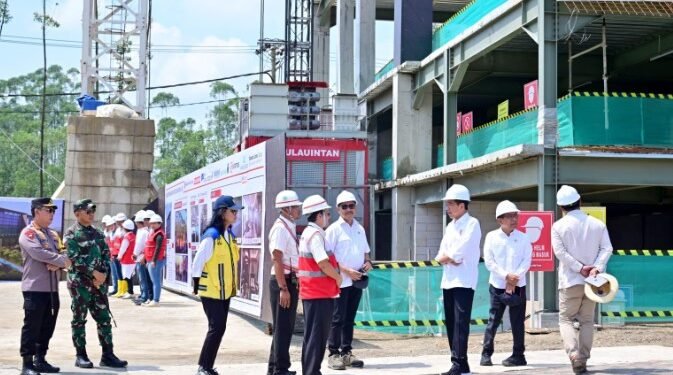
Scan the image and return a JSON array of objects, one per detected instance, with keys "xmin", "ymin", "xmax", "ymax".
[
  {"xmin": 340, "ymin": 203, "xmax": 356, "ymax": 210},
  {"xmin": 39, "ymin": 207, "xmax": 56, "ymax": 214},
  {"xmin": 85, "ymin": 208, "xmax": 96, "ymax": 215}
]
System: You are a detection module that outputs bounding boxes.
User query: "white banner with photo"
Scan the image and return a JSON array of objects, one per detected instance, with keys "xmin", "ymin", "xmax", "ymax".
[{"xmin": 163, "ymin": 143, "xmax": 266, "ymax": 317}]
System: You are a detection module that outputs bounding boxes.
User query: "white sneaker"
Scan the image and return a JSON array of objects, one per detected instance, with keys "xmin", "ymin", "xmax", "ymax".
[
  {"xmin": 121, "ymin": 293, "xmax": 133, "ymax": 299},
  {"xmin": 145, "ymin": 301, "xmax": 159, "ymax": 307}
]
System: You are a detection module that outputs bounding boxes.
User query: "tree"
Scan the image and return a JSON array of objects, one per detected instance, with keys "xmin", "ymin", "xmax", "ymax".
[
  {"xmin": 206, "ymin": 82, "xmax": 239, "ymax": 160},
  {"xmin": 151, "ymin": 92, "xmax": 180, "ymax": 116},
  {"xmin": 0, "ymin": 0, "xmax": 11, "ymax": 37},
  {"xmin": 0, "ymin": 65, "xmax": 78, "ymax": 197}
]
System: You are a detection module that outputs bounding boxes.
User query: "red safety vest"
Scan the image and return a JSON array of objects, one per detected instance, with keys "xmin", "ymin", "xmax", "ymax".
[
  {"xmin": 120, "ymin": 232, "xmax": 136, "ymax": 265},
  {"xmin": 111, "ymin": 233, "xmax": 122, "ymax": 257},
  {"xmin": 144, "ymin": 228, "xmax": 166, "ymax": 262},
  {"xmin": 298, "ymin": 224, "xmax": 340, "ymax": 300}
]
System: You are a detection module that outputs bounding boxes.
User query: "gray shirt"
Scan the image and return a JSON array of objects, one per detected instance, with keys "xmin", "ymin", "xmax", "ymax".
[{"xmin": 19, "ymin": 224, "xmax": 68, "ymax": 292}]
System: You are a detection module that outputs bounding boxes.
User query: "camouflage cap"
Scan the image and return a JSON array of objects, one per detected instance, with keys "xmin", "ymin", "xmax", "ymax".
[{"xmin": 73, "ymin": 198, "xmax": 96, "ymax": 212}]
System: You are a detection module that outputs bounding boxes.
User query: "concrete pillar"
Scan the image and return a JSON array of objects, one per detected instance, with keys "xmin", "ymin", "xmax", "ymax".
[
  {"xmin": 355, "ymin": 0, "xmax": 375, "ymax": 93},
  {"xmin": 337, "ymin": 0, "xmax": 355, "ymax": 95},
  {"xmin": 312, "ymin": 3, "xmax": 330, "ymax": 103},
  {"xmin": 392, "ymin": 187, "xmax": 413, "ymax": 260},
  {"xmin": 58, "ymin": 116, "xmax": 156, "ymax": 229},
  {"xmin": 394, "ymin": 0, "xmax": 432, "ymax": 66},
  {"xmin": 392, "ymin": 73, "xmax": 432, "ymax": 179},
  {"xmin": 443, "ymin": 91, "xmax": 458, "ymax": 166},
  {"xmin": 413, "ymin": 203, "xmax": 443, "ymax": 260}
]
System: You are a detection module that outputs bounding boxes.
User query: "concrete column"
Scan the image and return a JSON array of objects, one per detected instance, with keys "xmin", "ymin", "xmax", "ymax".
[
  {"xmin": 312, "ymin": 3, "xmax": 330, "ymax": 103},
  {"xmin": 337, "ymin": 0, "xmax": 355, "ymax": 95},
  {"xmin": 413, "ymin": 203, "xmax": 443, "ymax": 260},
  {"xmin": 355, "ymin": 0, "xmax": 375, "ymax": 93},
  {"xmin": 392, "ymin": 187, "xmax": 413, "ymax": 260},
  {"xmin": 394, "ymin": 0, "xmax": 432, "ymax": 66},
  {"xmin": 443, "ymin": 91, "xmax": 458, "ymax": 166},
  {"xmin": 392, "ymin": 73, "xmax": 432, "ymax": 179}
]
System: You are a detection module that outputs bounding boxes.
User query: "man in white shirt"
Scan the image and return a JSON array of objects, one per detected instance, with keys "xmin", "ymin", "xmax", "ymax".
[
  {"xmin": 480, "ymin": 201, "xmax": 532, "ymax": 367},
  {"xmin": 552, "ymin": 185, "xmax": 612, "ymax": 374},
  {"xmin": 435, "ymin": 184, "xmax": 481, "ymax": 375},
  {"xmin": 325, "ymin": 191, "xmax": 372, "ymax": 370},
  {"xmin": 132, "ymin": 210, "xmax": 151, "ymax": 305},
  {"xmin": 267, "ymin": 191, "xmax": 302, "ymax": 375}
]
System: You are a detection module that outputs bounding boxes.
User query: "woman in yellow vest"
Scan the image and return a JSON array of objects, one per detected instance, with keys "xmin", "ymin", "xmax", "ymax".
[{"xmin": 191, "ymin": 195, "xmax": 243, "ymax": 375}]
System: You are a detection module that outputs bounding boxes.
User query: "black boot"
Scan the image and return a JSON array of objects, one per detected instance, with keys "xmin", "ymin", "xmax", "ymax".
[
  {"xmin": 21, "ymin": 355, "xmax": 41, "ymax": 375},
  {"xmin": 33, "ymin": 353, "xmax": 60, "ymax": 373},
  {"xmin": 100, "ymin": 348, "xmax": 128, "ymax": 368},
  {"xmin": 74, "ymin": 347, "xmax": 93, "ymax": 369}
]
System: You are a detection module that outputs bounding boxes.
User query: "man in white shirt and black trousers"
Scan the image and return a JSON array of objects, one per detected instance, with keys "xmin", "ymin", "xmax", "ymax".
[
  {"xmin": 480, "ymin": 200, "xmax": 532, "ymax": 367},
  {"xmin": 266, "ymin": 190, "xmax": 303, "ymax": 375},
  {"xmin": 552, "ymin": 185, "xmax": 612, "ymax": 374},
  {"xmin": 435, "ymin": 184, "xmax": 482, "ymax": 375},
  {"xmin": 325, "ymin": 190, "xmax": 372, "ymax": 370}
]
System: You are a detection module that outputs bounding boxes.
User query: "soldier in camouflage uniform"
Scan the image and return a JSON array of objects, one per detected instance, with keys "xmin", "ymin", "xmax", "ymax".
[{"xmin": 64, "ymin": 199, "xmax": 128, "ymax": 369}]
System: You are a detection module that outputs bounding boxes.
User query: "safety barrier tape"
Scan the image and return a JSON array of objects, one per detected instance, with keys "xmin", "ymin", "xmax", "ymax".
[
  {"xmin": 372, "ymin": 258, "xmax": 484, "ymax": 270},
  {"xmin": 573, "ymin": 91, "xmax": 673, "ymax": 99},
  {"xmin": 601, "ymin": 310, "xmax": 673, "ymax": 318},
  {"xmin": 355, "ymin": 318, "xmax": 488, "ymax": 327},
  {"xmin": 613, "ymin": 249, "xmax": 673, "ymax": 256}
]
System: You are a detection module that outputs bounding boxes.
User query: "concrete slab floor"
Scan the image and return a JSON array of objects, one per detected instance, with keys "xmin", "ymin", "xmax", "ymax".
[{"xmin": 1, "ymin": 281, "xmax": 673, "ymax": 374}]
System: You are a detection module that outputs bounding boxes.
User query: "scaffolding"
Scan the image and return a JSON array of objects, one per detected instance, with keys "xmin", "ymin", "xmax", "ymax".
[{"xmin": 285, "ymin": 0, "xmax": 313, "ymax": 82}]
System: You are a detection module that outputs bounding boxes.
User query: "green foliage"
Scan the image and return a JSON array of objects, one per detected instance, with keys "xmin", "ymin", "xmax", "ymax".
[
  {"xmin": 0, "ymin": 0, "xmax": 11, "ymax": 36},
  {"xmin": 33, "ymin": 12, "xmax": 59, "ymax": 28},
  {"xmin": 0, "ymin": 65, "xmax": 79, "ymax": 197}
]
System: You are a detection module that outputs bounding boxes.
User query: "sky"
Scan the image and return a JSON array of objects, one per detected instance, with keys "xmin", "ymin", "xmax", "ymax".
[{"xmin": 0, "ymin": 0, "xmax": 394, "ymax": 125}]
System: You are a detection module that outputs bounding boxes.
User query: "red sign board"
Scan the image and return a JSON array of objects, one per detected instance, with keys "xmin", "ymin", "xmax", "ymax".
[
  {"xmin": 517, "ymin": 211, "xmax": 554, "ymax": 272},
  {"xmin": 462, "ymin": 111, "xmax": 473, "ymax": 133},
  {"xmin": 524, "ymin": 80, "xmax": 538, "ymax": 109},
  {"xmin": 456, "ymin": 112, "xmax": 462, "ymax": 135},
  {"xmin": 286, "ymin": 145, "xmax": 341, "ymax": 161}
]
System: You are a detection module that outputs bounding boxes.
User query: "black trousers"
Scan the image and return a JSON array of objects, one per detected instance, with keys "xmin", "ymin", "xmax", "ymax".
[
  {"xmin": 328, "ymin": 286, "xmax": 362, "ymax": 355},
  {"xmin": 302, "ymin": 298, "xmax": 334, "ymax": 375},
  {"xmin": 267, "ymin": 276, "xmax": 299, "ymax": 375},
  {"xmin": 198, "ymin": 297, "xmax": 231, "ymax": 369},
  {"xmin": 482, "ymin": 285, "xmax": 527, "ymax": 357},
  {"xmin": 443, "ymin": 287, "xmax": 475, "ymax": 373},
  {"xmin": 20, "ymin": 291, "xmax": 59, "ymax": 357}
]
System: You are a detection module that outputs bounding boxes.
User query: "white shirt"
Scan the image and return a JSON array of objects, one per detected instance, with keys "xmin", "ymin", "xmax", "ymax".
[
  {"xmin": 133, "ymin": 227, "xmax": 149, "ymax": 262},
  {"xmin": 268, "ymin": 215, "xmax": 299, "ymax": 275},
  {"xmin": 435, "ymin": 212, "xmax": 482, "ymax": 290},
  {"xmin": 552, "ymin": 210, "xmax": 613, "ymax": 289},
  {"xmin": 483, "ymin": 228, "xmax": 532, "ymax": 289},
  {"xmin": 326, "ymin": 217, "xmax": 371, "ymax": 288}
]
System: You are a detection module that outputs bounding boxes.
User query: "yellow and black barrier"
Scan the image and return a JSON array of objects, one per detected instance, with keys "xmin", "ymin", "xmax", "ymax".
[
  {"xmin": 355, "ymin": 318, "xmax": 488, "ymax": 328},
  {"xmin": 613, "ymin": 249, "xmax": 673, "ymax": 256},
  {"xmin": 601, "ymin": 310, "xmax": 673, "ymax": 318},
  {"xmin": 372, "ymin": 258, "xmax": 485, "ymax": 270}
]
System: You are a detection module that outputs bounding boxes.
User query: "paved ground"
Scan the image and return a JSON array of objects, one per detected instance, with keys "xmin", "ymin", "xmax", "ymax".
[{"xmin": 2, "ymin": 281, "xmax": 673, "ymax": 374}]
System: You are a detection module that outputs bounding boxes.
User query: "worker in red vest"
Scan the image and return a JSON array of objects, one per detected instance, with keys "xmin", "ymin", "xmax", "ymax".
[
  {"xmin": 144, "ymin": 214, "xmax": 166, "ymax": 307},
  {"xmin": 117, "ymin": 219, "xmax": 136, "ymax": 299},
  {"xmin": 110, "ymin": 213, "xmax": 126, "ymax": 297},
  {"xmin": 297, "ymin": 195, "xmax": 342, "ymax": 375}
]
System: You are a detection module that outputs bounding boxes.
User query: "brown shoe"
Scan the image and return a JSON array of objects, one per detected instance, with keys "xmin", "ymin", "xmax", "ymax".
[{"xmin": 572, "ymin": 360, "xmax": 587, "ymax": 374}]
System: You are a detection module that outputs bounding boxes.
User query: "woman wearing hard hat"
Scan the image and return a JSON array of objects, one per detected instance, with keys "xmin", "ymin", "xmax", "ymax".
[
  {"xmin": 480, "ymin": 200, "xmax": 532, "ymax": 368},
  {"xmin": 435, "ymin": 184, "xmax": 482, "ymax": 375},
  {"xmin": 116, "ymin": 219, "xmax": 136, "ymax": 299},
  {"xmin": 551, "ymin": 185, "xmax": 613, "ymax": 374}
]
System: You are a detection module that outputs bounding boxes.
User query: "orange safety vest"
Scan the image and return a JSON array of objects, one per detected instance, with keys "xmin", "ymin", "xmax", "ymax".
[
  {"xmin": 297, "ymin": 224, "xmax": 339, "ymax": 300},
  {"xmin": 120, "ymin": 232, "xmax": 136, "ymax": 265},
  {"xmin": 111, "ymin": 233, "xmax": 122, "ymax": 257},
  {"xmin": 144, "ymin": 228, "xmax": 167, "ymax": 262}
]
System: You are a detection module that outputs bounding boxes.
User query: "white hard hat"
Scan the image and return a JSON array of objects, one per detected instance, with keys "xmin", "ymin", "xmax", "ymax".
[
  {"xmin": 114, "ymin": 212, "xmax": 127, "ymax": 222},
  {"xmin": 101, "ymin": 214, "xmax": 112, "ymax": 224},
  {"xmin": 275, "ymin": 190, "xmax": 302, "ymax": 208},
  {"xmin": 144, "ymin": 210, "xmax": 155, "ymax": 220},
  {"xmin": 122, "ymin": 219, "xmax": 135, "ymax": 231},
  {"xmin": 557, "ymin": 185, "xmax": 581, "ymax": 206},
  {"xmin": 585, "ymin": 273, "xmax": 619, "ymax": 304},
  {"xmin": 104, "ymin": 217, "xmax": 116, "ymax": 226},
  {"xmin": 134, "ymin": 210, "xmax": 146, "ymax": 221},
  {"xmin": 336, "ymin": 190, "xmax": 357, "ymax": 206},
  {"xmin": 148, "ymin": 214, "xmax": 163, "ymax": 224},
  {"xmin": 302, "ymin": 195, "xmax": 331, "ymax": 216},
  {"xmin": 442, "ymin": 184, "xmax": 471, "ymax": 201},
  {"xmin": 495, "ymin": 200, "xmax": 519, "ymax": 218},
  {"xmin": 523, "ymin": 216, "xmax": 544, "ymax": 229}
]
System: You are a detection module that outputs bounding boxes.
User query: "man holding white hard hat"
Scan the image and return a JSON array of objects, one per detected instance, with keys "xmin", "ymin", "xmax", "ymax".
[{"xmin": 551, "ymin": 185, "xmax": 613, "ymax": 374}]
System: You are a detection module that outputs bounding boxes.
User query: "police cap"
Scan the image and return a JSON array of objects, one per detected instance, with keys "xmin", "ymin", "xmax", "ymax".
[
  {"xmin": 73, "ymin": 198, "xmax": 96, "ymax": 212},
  {"xmin": 31, "ymin": 197, "xmax": 57, "ymax": 211}
]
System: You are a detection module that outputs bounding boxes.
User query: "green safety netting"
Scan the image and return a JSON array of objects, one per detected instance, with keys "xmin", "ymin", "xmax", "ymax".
[
  {"xmin": 374, "ymin": 60, "xmax": 396, "ymax": 82},
  {"xmin": 432, "ymin": 0, "xmax": 508, "ymax": 51},
  {"xmin": 355, "ymin": 264, "xmax": 492, "ymax": 334},
  {"xmin": 602, "ymin": 256, "xmax": 673, "ymax": 324}
]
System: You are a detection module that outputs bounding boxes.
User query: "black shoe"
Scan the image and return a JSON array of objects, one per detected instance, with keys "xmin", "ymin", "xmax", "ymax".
[
  {"xmin": 33, "ymin": 354, "xmax": 60, "ymax": 373},
  {"xmin": 74, "ymin": 348, "xmax": 93, "ymax": 369},
  {"xmin": 439, "ymin": 364, "xmax": 462, "ymax": 375},
  {"xmin": 20, "ymin": 367, "xmax": 41, "ymax": 375},
  {"xmin": 21, "ymin": 356, "xmax": 41, "ymax": 375},
  {"xmin": 100, "ymin": 351, "xmax": 128, "ymax": 368},
  {"xmin": 480, "ymin": 353, "xmax": 492, "ymax": 366},
  {"xmin": 273, "ymin": 372, "xmax": 297, "ymax": 375},
  {"xmin": 502, "ymin": 355, "xmax": 527, "ymax": 367},
  {"xmin": 572, "ymin": 360, "xmax": 587, "ymax": 374}
]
